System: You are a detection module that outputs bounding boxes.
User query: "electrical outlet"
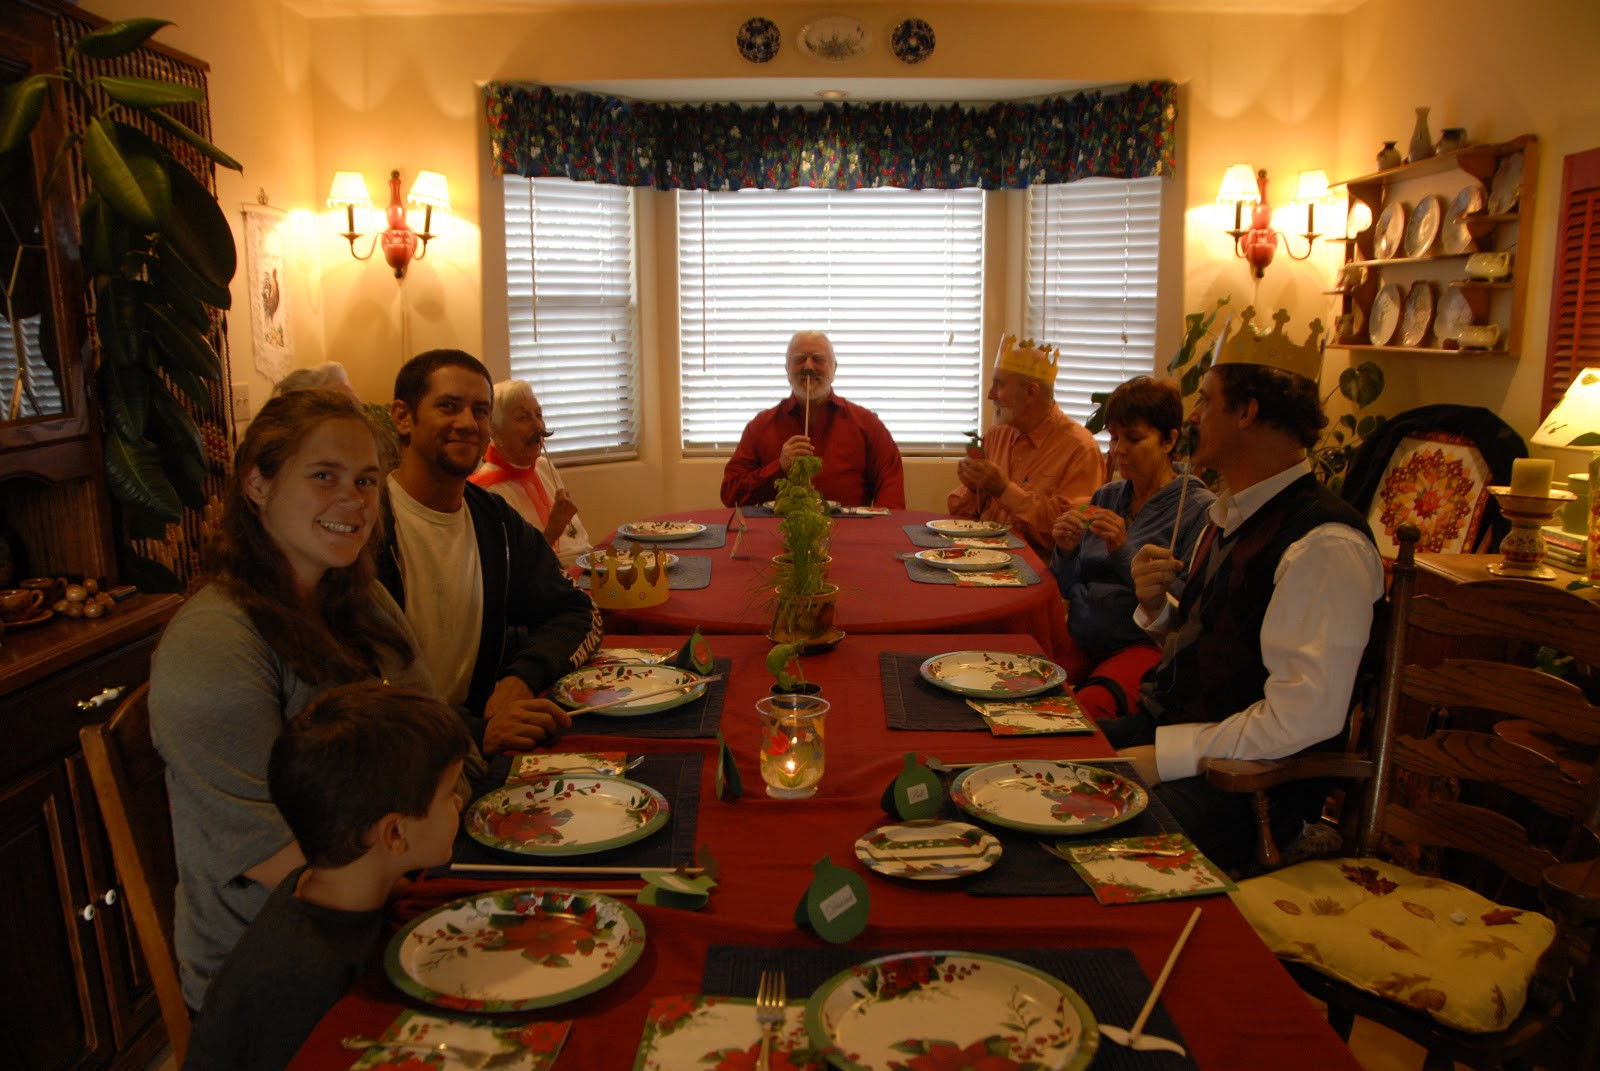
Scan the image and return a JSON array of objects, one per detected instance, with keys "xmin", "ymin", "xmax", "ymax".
[{"xmin": 230, "ymin": 383, "xmax": 250, "ymax": 422}]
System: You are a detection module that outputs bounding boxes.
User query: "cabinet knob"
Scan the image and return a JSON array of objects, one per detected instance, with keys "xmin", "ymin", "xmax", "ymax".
[
  {"xmin": 79, "ymin": 903, "xmax": 97, "ymax": 922},
  {"xmin": 102, "ymin": 888, "xmax": 119, "ymax": 907},
  {"xmin": 75, "ymin": 686, "xmax": 126, "ymax": 712}
]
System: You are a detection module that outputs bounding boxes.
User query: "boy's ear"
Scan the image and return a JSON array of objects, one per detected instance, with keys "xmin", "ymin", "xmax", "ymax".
[{"xmin": 373, "ymin": 813, "xmax": 408, "ymax": 857}]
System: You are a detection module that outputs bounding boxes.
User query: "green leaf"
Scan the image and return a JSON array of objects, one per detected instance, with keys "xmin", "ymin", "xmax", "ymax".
[
  {"xmin": 1356, "ymin": 414, "xmax": 1381, "ymax": 438},
  {"xmin": 94, "ymin": 75, "xmax": 203, "ymax": 110},
  {"xmin": 126, "ymin": 153, "xmax": 172, "ymax": 225},
  {"xmin": 144, "ymin": 109, "xmax": 243, "ymax": 172},
  {"xmin": 95, "ymin": 278, "xmax": 147, "ymax": 367},
  {"xmin": 71, "ymin": 18, "xmax": 174, "ymax": 60},
  {"xmin": 1180, "ymin": 362, "xmax": 1204, "ymax": 398},
  {"xmin": 148, "ymin": 255, "xmax": 212, "ymax": 331},
  {"xmin": 98, "ymin": 360, "xmax": 151, "ymax": 443},
  {"xmin": 123, "ymin": 551, "xmax": 182, "ymax": 593},
  {"xmin": 1339, "ymin": 413, "xmax": 1357, "ymax": 431},
  {"xmin": 0, "ymin": 75, "xmax": 49, "ymax": 156},
  {"xmin": 1569, "ymin": 431, "xmax": 1600, "ymax": 447},
  {"xmin": 155, "ymin": 242, "xmax": 232, "ymax": 310},
  {"xmin": 146, "ymin": 302, "xmax": 222, "ymax": 383},
  {"xmin": 103, "ymin": 430, "xmax": 182, "ymax": 521},
  {"xmin": 163, "ymin": 158, "xmax": 237, "ymax": 292},
  {"xmin": 83, "ymin": 118, "xmax": 158, "ymax": 229},
  {"xmin": 1339, "ymin": 361, "xmax": 1385, "ymax": 408},
  {"xmin": 148, "ymin": 380, "xmax": 205, "ymax": 466},
  {"xmin": 159, "ymin": 348, "xmax": 215, "ymax": 416}
]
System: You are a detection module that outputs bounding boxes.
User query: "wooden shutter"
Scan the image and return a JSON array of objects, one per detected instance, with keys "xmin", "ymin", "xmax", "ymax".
[{"xmin": 1543, "ymin": 147, "xmax": 1600, "ymax": 413}]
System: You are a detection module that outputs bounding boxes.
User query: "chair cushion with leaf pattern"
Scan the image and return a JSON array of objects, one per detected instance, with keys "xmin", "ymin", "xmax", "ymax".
[{"xmin": 1232, "ymin": 858, "xmax": 1556, "ymax": 1033}]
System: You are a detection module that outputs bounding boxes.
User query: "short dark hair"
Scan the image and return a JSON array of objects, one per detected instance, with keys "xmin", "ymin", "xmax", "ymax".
[
  {"xmin": 1212, "ymin": 363, "xmax": 1327, "ymax": 448},
  {"xmin": 1104, "ymin": 376, "xmax": 1184, "ymax": 456},
  {"xmin": 393, "ymin": 349, "xmax": 493, "ymax": 413},
  {"xmin": 268, "ymin": 682, "xmax": 471, "ymax": 867}
]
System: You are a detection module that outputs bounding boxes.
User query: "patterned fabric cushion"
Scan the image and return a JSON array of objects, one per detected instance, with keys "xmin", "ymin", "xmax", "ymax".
[
  {"xmin": 1366, "ymin": 431, "xmax": 1493, "ymax": 561},
  {"xmin": 1232, "ymin": 858, "xmax": 1555, "ymax": 1033}
]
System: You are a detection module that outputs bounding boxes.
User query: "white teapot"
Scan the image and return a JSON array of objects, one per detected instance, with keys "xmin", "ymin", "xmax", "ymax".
[
  {"xmin": 1465, "ymin": 251, "xmax": 1512, "ymax": 281},
  {"xmin": 1457, "ymin": 324, "xmax": 1501, "ymax": 350}
]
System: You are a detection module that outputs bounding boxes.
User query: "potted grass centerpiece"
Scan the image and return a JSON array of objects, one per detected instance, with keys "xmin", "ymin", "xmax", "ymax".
[{"xmin": 768, "ymin": 454, "xmax": 838, "ymax": 647}]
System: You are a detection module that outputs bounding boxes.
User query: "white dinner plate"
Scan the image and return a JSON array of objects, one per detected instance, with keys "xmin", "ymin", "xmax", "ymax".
[
  {"xmin": 1368, "ymin": 283, "xmax": 1404, "ymax": 345},
  {"xmin": 1403, "ymin": 194, "xmax": 1443, "ymax": 257},
  {"xmin": 950, "ymin": 760, "xmax": 1149, "ymax": 836},
  {"xmin": 575, "ymin": 550, "xmax": 679, "ymax": 572},
  {"xmin": 1398, "ymin": 281, "xmax": 1435, "ymax": 347},
  {"xmin": 1434, "ymin": 288, "xmax": 1474, "ymax": 343},
  {"xmin": 1442, "ymin": 182, "xmax": 1486, "ymax": 255},
  {"xmin": 918, "ymin": 650, "xmax": 1066, "ymax": 698},
  {"xmin": 912, "ymin": 547, "xmax": 1013, "ymax": 572},
  {"xmin": 617, "ymin": 521, "xmax": 706, "ymax": 542},
  {"xmin": 1374, "ymin": 200, "xmax": 1408, "ymax": 259},
  {"xmin": 386, "ymin": 888, "xmax": 645, "ymax": 1012},
  {"xmin": 854, "ymin": 819, "xmax": 1002, "ymax": 880},
  {"xmin": 804, "ymin": 951, "xmax": 1098, "ymax": 1071},
  {"xmin": 552, "ymin": 663, "xmax": 707, "ymax": 716},
  {"xmin": 1489, "ymin": 152, "xmax": 1524, "ymax": 215},
  {"xmin": 465, "ymin": 776, "xmax": 670, "ymax": 856},
  {"xmin": 925, "ymin": 518, "xmax": 1011, "ymax": 538}
]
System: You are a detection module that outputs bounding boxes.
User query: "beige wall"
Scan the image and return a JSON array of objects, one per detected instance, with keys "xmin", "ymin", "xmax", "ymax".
[{"xmin": 79, "ymin": 0, "xmax": 1600, "ymax": 529}]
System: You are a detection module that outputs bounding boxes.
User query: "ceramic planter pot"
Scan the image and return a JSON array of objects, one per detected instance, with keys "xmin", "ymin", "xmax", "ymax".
[{"xmin": 770, "ymin": 583, "xmax": 839, "ymax": 644}]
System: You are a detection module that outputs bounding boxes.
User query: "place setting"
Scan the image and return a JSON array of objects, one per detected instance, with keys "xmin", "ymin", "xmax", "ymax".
[
  {"xmin": 615, "ymin": 519, "xmax": 729, "ymax": 549},
  {"xmin": 903, "ymin": 517, "xmax": 1026, "ymax": 549},
  {"xmin": 549, "ymin": 653, "xmax": 733, "ymax": 738},
  {"xmin": 901, "ymin": 545, "xmax": 1042, "ymax": 587},
  {"xmin": 572, "ymin": 548, "xmax": 714, "ymax": 592},
  {"xmin": 879, "ymin": 648, "xmax": 1070, "ymax": 730}
]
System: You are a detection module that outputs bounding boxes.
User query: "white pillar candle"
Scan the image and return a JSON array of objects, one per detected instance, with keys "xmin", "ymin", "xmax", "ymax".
[{"xmin": 1509, "ymin": 458, "xmax": 1555, "ymax": 498}]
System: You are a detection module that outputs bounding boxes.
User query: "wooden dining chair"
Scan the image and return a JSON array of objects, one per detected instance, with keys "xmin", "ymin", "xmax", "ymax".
[
  {"xmin": 79, "ymin": 682, "xmax": 191, "ymax": 1066},
  {"xmin": 1211, "ymin": 525, "xmax": 1600, "ymax": 1069}
]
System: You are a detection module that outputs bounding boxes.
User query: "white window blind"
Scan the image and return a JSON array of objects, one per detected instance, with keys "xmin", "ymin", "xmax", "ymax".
[
  {"xmin": 1025, "ymin": 177, "xmax": 1163, "ymax": 442},
  {"xmin": 501, "ymin": 176, "xmax": 639, "ymax": 461},
  {"xmin": 678, "ymin": 186, "xmax": 985, "ymax": 454}
]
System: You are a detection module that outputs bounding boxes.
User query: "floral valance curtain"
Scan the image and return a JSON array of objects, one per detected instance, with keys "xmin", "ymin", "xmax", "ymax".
[{"xmin": 484, "ymin": 81, "xmax": 1176, "ymax": 191}]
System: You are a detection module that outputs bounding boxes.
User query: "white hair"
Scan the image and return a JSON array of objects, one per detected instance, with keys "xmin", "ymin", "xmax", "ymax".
[
  {"xmin": 491, "ymin": 378, "xmax": 537, "ymax": 431},
  {"xmin": 271, "ymin": 362, "xmax": 352, "ymax": 398}
]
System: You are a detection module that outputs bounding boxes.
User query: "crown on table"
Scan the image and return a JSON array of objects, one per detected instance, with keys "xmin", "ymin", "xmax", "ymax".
[
  {"xmin": 1212, "ymin": 306, "xmax": 1324, "ymax": 383},
  {"xmin": 588, "ymin": 548, "xmax": 670, "ymax": 609},
  {"xmin": 993, "ymin": 333, "xmax": 1059, "ymax": 385}
]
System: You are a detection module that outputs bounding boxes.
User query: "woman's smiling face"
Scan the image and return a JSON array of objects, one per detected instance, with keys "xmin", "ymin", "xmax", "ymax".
[{"xmin": 246, "ymin": 415, "xmax": 382, "ymax": 595}]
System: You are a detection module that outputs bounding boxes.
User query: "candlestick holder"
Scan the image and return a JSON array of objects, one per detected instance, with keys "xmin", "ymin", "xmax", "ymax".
[
  {"xmin": 756, "ymin": 694, "xmax": 827, "ymax": 798},
  {"xmin": 1487, "ymin": 487, "xmax": 1577, "ymax": 580}
]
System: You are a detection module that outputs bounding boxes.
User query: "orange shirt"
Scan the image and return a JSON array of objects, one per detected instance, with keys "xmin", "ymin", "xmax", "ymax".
[{"xmin": 947, "ymin": 407, "xmax": 1105, "ymax": 554}]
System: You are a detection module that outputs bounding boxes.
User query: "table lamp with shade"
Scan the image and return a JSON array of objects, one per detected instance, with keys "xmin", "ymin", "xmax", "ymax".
[{"xmin": 1531, "ymin": 367, "xmax": 1600, "ymax": 580}]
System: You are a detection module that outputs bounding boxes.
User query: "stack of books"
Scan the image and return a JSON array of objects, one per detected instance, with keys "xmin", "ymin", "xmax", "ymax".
[{"xmin": 1541, "ymin": 526, "xmax": 1591, "ymax": 573}]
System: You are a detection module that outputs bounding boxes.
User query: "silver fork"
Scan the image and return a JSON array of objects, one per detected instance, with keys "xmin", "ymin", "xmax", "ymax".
[
  {"xmin": 754, "ymin": 969, "xmax": 787, "ymax": 1071},
  {"xmin": 340, "ymin": 1035, "xmax": 521, "ymax": 1069}
]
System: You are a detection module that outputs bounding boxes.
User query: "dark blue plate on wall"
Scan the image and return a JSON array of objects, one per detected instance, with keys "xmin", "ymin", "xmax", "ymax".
[
  {"xmin": 736, "ymin": 16, "xmax": 780, "ymax": 63},
  {"xmin": 891, "ymin": 17, "xmax": 936, "ymax": 64}
]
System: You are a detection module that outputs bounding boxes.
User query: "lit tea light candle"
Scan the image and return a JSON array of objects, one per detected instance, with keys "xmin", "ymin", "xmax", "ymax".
[
  {"xmin": 756, "ymin": 694, "xmax": 828, "ymax": 799},
  {"xmin": 1509, "ymin": 458, "xmax": 1555, "ymax": 498}
]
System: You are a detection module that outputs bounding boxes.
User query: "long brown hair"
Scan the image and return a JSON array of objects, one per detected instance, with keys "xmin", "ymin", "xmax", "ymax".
[{"xmin": 208, "ymin": 389, "xmax": 414, "ymax": 684}]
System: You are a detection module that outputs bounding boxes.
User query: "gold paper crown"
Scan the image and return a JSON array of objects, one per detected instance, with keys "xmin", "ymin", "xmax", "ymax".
[
  {"xmin": 1212, "ymin": 306, "xmax": 1324, "ymax": 383},
  {"xmin": 994, "ymin": 333, "xmax": 1059, "ymax": 385},
  {"xmin": 587, "ymin": 548, "xmax": 670, "ymax": 610}
]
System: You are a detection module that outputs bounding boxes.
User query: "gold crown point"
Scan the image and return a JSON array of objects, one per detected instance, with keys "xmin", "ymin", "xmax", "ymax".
[
  {"xmin": 1213, "ymin": 305, "xmax": 1324, "ymax": 383},
  {"xmin": 588, "ymin": 547, "xmax": 670, "ymax": 609},
  {"xmin": 994, "ymin": 332, "xmax": 1060, "ymax": 385}
]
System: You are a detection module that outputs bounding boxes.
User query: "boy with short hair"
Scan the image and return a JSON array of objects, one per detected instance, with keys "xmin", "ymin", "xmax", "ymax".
[{"xmin": 184, "ymin": 682, "xmax": 471, "ymax": 1071}]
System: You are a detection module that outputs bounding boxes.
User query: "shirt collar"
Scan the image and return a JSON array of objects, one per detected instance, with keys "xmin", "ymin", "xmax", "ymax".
[
  {"xmin": 1209, "ymin": 459, "xmax": 1312, "ymax": 534},
  {"xmin": 781, "ymin": 392, "xmax": 837, "ymax": 416}
]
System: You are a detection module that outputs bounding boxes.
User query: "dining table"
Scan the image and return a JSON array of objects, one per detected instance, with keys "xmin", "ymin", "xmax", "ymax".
[
  {"xmin": 289, "ymin": 631, "xmax": 1360, "ymax": 1071},
  {"xmin": 592, "ymin": 508, "xmax": 1073, "ymax": 662}
]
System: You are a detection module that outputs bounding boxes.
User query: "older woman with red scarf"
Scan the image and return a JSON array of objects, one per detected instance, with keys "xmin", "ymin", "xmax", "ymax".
[{"xmin": 468, "ymin": 380, "xmax": 592, "ymax": 567}]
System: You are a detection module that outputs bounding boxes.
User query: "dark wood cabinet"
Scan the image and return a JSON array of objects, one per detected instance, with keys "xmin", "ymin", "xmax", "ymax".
[{"xmin": 0, "ymin": 595, "xmax": 180, "ymax": 1071}]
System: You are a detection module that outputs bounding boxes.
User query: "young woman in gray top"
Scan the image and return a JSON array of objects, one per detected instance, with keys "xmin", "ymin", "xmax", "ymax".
[{"xmin": 149, "ymin": 389, "xmax": 433, "ymax": 1010}]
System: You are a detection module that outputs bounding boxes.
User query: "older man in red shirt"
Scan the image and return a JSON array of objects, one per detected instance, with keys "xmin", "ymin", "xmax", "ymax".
[
  {"xmin": 949, "ymin": 334, "xmax": 1105, "ymax": 555},
  {"xmin": 721, "ymin": 330, "xmax": 906, "ymax": 508}
]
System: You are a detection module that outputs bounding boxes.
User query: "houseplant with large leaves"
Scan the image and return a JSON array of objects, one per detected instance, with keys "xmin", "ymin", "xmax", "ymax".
[{"xmin": 0, "ymin": 16, "xmax": 240, "ymax": 583}]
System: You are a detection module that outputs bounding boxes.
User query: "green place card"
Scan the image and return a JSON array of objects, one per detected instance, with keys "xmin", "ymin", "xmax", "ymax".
[
  {"xmin": 794, "ymin": 854, "xmax": 869, "ymax": 943},
  {"xmin": 716, "ymin": 732, "xmax": 742, "ymax": 800}
]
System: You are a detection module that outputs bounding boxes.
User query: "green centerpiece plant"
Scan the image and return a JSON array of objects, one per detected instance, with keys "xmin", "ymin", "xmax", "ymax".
[{"xmin": 769, "ymin": 454, "xmax": 838, "ymax": 645}]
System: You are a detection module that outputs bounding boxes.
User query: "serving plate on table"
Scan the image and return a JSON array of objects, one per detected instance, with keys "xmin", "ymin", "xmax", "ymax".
[
  {"xmin": 854, "ymin": 819, "xmax": 1002, "ymax": 880},
  {"xmin": 912, "ymin": 547, "xmax": 1013, "ymax": 572},
  {"xmin": 1374, "ymin": 200, "xmax": 1408, "ymax": 259},
  {"xmin": 1368, "ymin": 283, "xmax": 1404, "ymax": 345},
  {"xmin": 918, "ymin": 650, "xmax": 1066, "ymax": 698},
  {"xmin": 1442, "ymin": 182, "xmax": 1486, "ymax": 254},
  {"xmin": 552, "ymin": 664, "xmax": 707, "ymax": 716},
  {"xmin": 1403, "ymin": 194, "xmax": 1443, "ymax": 257},
  {"xmin": 1398, "ymin": 281, "xmax": 1435, "ymax": 347},
  {"xmin": 950, "ymin": 760, "xmax": 1149, "ymax": 835},
  {"xmin": 925, "ymin": 518, "xmax": 1010, "ymax": 538},
  {"xmin": 385, "ymin": 887, "xmax": 645, "ymax": 1012},
  {"xmin": 617, "ymin": 521, "xmax": 706, "ymax": 542},
  {"xmin": 804, "ymin": 951, "xmax": 1098, "ymax": 1071},
  {"xmin": 575, "ymin": 550, "xmax": 679, "ymax": 572},
  {"xmin": 465, "ymin": 776, "xmax": 669, "ymax": 856}
]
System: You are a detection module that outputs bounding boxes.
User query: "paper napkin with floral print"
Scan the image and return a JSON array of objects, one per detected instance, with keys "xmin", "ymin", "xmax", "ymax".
[
  {"xmin": 347, "ymin": 1011, "xmax": 570, "ymax": 1070},
  {"xmin": 1062, "ymin": 833, "xmax": 1236, "ymax": 905}
]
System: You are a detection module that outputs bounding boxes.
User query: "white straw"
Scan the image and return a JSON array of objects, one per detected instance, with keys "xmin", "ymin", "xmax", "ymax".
[{"xmin": 1129, "ymin": 907, "xmax": 1202, "ymax": 1040}]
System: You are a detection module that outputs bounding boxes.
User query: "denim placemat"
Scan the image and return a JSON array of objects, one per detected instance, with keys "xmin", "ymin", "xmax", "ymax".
[
  {"xmin": 902, "ymin": 524, "xmax": 1026, "ymax": 549},
  {"xmin": 879, "ymin": 650, "xmax": 1067, "ymax": 731},
  {"xmin": 574, "ymin": 554, "xmax": 712, "ymax": 592},
  {"xmin": 701, "ymin": 944, "xmax": 1196, "ymax": 1071},
  {"xmin": 615, "ymin": 523, "xmax": 727, "ymax": 550},
  {"xmin": 443, "ymin": 751, "xmax": 703, "ymax": 872},
  {"xmin": 564, "ymin": 656, "xmax": 731, "ymax": 738},
  {"xmin": 901, "ymin": 554, "xmax": 1042, "ymax": 586}
]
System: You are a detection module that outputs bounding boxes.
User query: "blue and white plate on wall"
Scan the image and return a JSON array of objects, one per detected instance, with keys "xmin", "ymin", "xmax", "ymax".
[
  {"xmin": 890, "ymin": 18, "xmax": 936, "ymax": 64},
  {"xmin": 735, "ymin": 17, "xmax": 780, "ymax": 63}
]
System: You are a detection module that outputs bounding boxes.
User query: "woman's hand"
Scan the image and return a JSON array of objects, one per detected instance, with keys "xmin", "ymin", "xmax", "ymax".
[
  {"xmin": 1087, "ymin": 508, "xmax": 1128, "ymax": 553},
  {"xmin": 1051, "ymin": 507, "xmax": 1089, "ymax": 554}
]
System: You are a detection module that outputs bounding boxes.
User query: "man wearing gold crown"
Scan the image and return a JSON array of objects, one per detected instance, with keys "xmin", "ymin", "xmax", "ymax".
[
  {"xmin": 379, "ymin": 350, "xmax": 603, "ymax": 756},
  {"xmin": 948, "ymin": 335, "xmax": 1105, "ymax": 555},
  {"xmin": 1105, "ymin": 309, "xmax": 1384, "ymax": 871},
  {"xmin": 720, "ymin": 330, "xmax": 906, "ymax": 509}
]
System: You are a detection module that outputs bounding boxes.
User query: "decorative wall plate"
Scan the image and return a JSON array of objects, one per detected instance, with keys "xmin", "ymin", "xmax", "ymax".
[
  {"xmin": 1489, "ymin": 152, "xmax": 1524, "ymax": 215},
  {"xmin": 1368, "ymin": 283, "xmax": 1404, "ymax": 345},
  {"xmin": 465, "ymin": 776, "xmax": 670, "ymax": 856},
  {"xmin": 1442, "ymin": 181, "xmax": 1486, "ymax": 255},
  {"xmin": 386, "ymin": 888, "xmax": 645, "ymax": 1012},
  {"xmin": 913, "ymin": 547, "xmax": 1013, "ymax": 572},
  {"xmin": 855, "ymin": 820, "xmax": 1001, "ymax": 880},
  {"xmin": 950, "ymin": 760, "xmax": 1149, "ymax": 835},
  {"xmin": 1398, "ymin": 281, "xmax": 1435, "ymax": 347},
  {"xmin": 918, "ymin": 650, "xmax": 1066, "ymax": 698},
  {"xmin": 1434, "ymin": 288, "xmax": 1474, "ymax": 342},
  {"xmin": 797, "ymin": 15, "xmax": 869, "ymax": 62},
  {"xmin": 890, "ymin": 17, "xmax": 935, "ymax": 64},
  {"xmin": 1374, "ymin": 200, "xmax": 1408, "ymax": 259},
  {"xmin": 735, "ymin": 16, "xmax": 780, "ymax": 63},
  {"xmin": 1403, "ymin": 194, "xmax": 1442, "ymax": 257}
]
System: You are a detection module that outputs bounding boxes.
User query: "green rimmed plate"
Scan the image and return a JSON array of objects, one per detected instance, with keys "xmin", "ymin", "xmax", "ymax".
[
  {"xmin": 913, "ymin": 547, "xmax": 1014, "ymax": 572},
  {"xmin": 552, "ymin": 663, "xmax": 707, "ymax": 717},
  {"xmin": 804, "ymin": 950, "xmax": 1098, "ymax": 1071},
  {"xmin": 618, "ymin": 520, "xmax": 706, "ymax": 541},
  {"xmin": 385, "ymin": 887, "xmax": 644, "ymax": 1012},
  {"xmin": 951, "ymin": 760, "xmax": 1148, "ymax": 836},
  {"xmin": 464, "ymin": 776, "xmax": 669, "ymax": 856},
  {"xmin": 918, "ymin": 650, "xmax": 1066, "ymax": 698},
  {"xmin": 925, "ymin": 517, "xmax": 1011, "ymax": 538},
  {"xmin": 854, "ymin": 819, "xmax": 1002, "ymax": 881}
]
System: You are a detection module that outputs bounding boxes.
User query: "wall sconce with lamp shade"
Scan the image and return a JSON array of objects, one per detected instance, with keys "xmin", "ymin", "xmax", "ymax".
[
  {"xmin": 1217, "ymin": 165, "xmax": 1330, "ymax": 278},
  {"xmin": 326, "ymin": 168, "xmax": 450, "ymax": 279}
]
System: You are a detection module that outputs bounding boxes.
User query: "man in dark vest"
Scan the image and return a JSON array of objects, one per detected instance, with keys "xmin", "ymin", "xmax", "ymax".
[{"xmin": 1104, "ymin": 309, "xmax": 1384, "ymax": 870}]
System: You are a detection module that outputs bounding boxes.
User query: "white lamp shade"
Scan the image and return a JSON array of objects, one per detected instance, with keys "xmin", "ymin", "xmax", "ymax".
[
  {"xmin": 1216, "ymin": 164, "xmax": 1260, "ymax": 205},
  {"xmin": 326, "ymin": 171, "xmax": 371, "ymax": 207},
  {"xmin": 407, "ymin": 170, "xmax": 451, "ymax": 210},
  {"xmin": 1294, "ymin": 169, "xmax": 1329, "ymax": 203},
  {"xmin": 1532, "ymin": 368, "xmax": 1600, "ymax": 448}
]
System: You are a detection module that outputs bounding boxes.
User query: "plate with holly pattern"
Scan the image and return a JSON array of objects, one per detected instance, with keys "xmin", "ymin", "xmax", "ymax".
[
  {"xmin": 950, "ymin": 761, "xmax": 1148, "ymax": 835},
  {"xmin": 465, "ymin": 776, "xmax": 669, "ymax": 856},
  {"xmin": 918, "ymin": 650, "xmax": 1066, "ymax": 698},
  {"xmin": 552, "ymin": 663, "xmax": 706, "ymax": 716}
]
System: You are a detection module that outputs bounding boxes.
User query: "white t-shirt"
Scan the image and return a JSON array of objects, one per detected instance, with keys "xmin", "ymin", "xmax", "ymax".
[{"xmin": 388, "ymin": 476, "xmax": 483, "ymax": 706}]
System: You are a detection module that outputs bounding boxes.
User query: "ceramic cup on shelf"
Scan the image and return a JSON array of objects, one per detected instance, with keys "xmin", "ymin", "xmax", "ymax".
[
  {"xmin": 0, "ymin": 587, "xmax": 45, "ymax": 622},
  {"xmin": 1435, "ymin": 127, "xmax": 1466, "ymax": 154},
  {"xmin": 1465, "ymin": 251, "xmax": 1512, "ymax": 281},
  {"xmin": 1376, "ymin": 141, "xmax": 1402, "ymax": 170},
  {"xmin": 1457, "ymin": 324, "xmax": 1502, "ymax": 350}
]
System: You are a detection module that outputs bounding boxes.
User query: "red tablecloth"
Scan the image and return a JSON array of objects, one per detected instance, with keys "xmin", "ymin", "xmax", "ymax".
[
  {"xmin": 290, "ymin": 633, "xmax": 1357, "ymax": 1070},
  {"xmin": 598, "ymin": 509, "xmax": 1072, "ymax": 661}
]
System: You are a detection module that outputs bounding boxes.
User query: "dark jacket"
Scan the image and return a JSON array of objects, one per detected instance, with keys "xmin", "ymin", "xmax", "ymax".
[{"xmin": 378, "ymin": 481, "xmax": 603, "ymax": 743}]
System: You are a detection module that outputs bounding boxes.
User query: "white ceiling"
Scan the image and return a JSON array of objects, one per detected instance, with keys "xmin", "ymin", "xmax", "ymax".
[{"xmin": 284, "ymin": 0, "xmax": 1363, "ymax": 18}]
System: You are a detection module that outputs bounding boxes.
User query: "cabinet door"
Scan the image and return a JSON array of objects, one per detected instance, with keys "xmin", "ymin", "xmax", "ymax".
[{"xmin": 0, "ymin": 764, "xmax": 112, "ymax": 1071}]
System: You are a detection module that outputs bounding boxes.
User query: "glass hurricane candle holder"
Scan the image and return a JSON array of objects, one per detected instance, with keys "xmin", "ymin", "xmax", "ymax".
[
  {"xmin": 1487, "ymin": 486, "xmax": 1576, "ymax": 580},
  {"xmin": 756, "ymin": 694, "xmax": 828, "ymax": 799}
]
